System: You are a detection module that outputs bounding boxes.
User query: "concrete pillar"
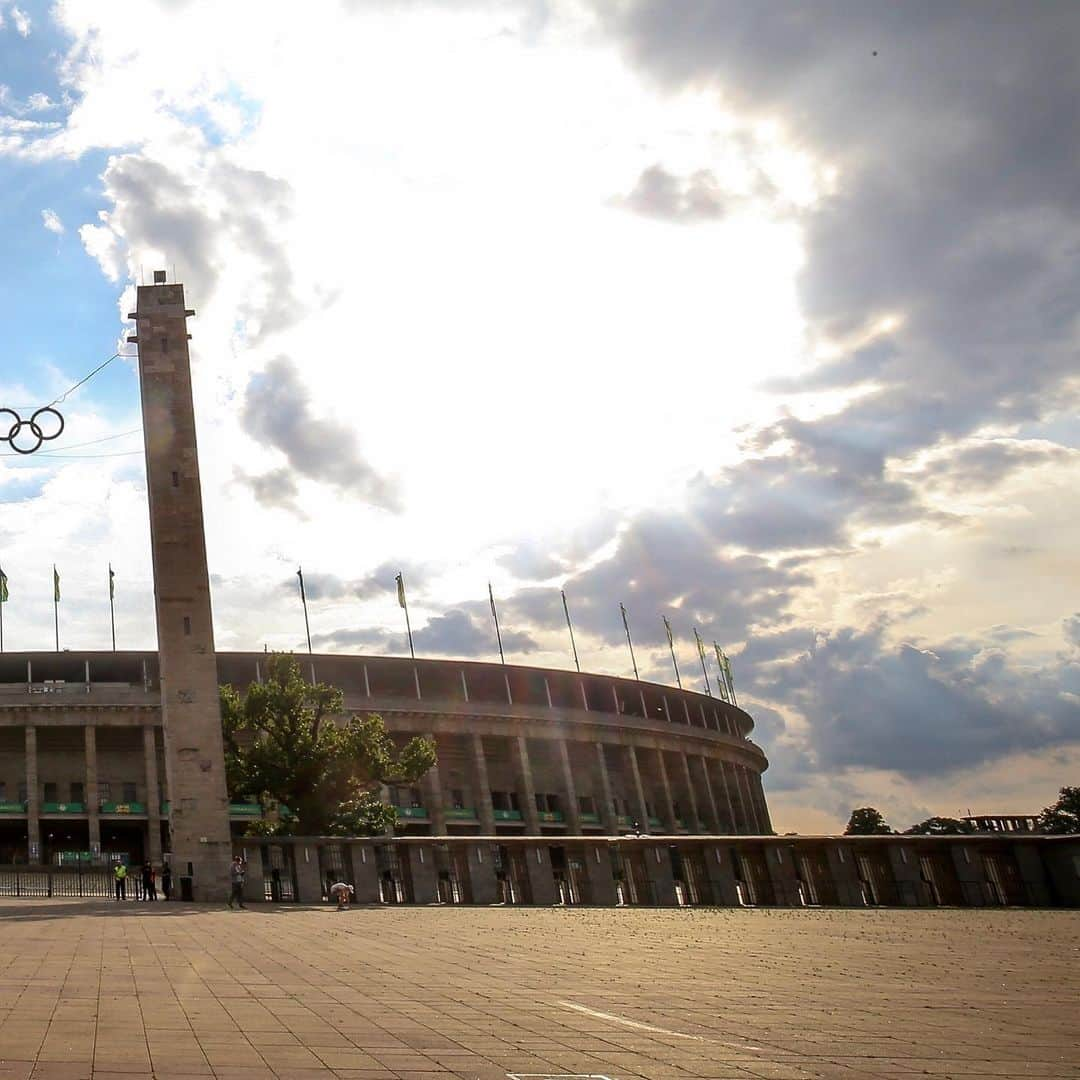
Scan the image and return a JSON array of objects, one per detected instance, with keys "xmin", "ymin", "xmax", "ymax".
[
  {"xmin": 627, "ymin": 746, "xmax": 651, "ymax": 834},
  {"xmin": 655, "ymin": 749, "xmax": 678, "ymax": 831},
  {"xmin": 704, "ymin": 844, "xmax": 741, "ymax": 905},
  {"xmin": 424, "ymin": 748, "xmax": 446, "ymax": 835},
  {"xmin": 765, "ymin": 844, "xmax": 803, "ymax": 906},
  {"xmin": 737, "ymin": 766, "xmax": 762, "ymax": 834},
  {"xmin": 25, "ymin": 726, "xmax": 39, "ymax": 863},
  {"xmin": 134, "ymin": 278, "xmax": 231, "ymax": 901},
  {"xmin": 696, "ymin": 755, "xmax": 721, "ymax": 832},
  {"xmin": 557, "ymin": 739, "xmax": 581, "ymax": 834},
  {"xmin": 348, "ymin": 842, "xmax": 381, "ymax": 904},
  {"xmin": 887, "ymin": 844, "xmax": 930, "ymax": 906},
  {"xmin": 466, "ymin": 842, "xmax": 500, "ymax": 904},
  {"xmin": 645, "ymin": 843, "xmax": 678, "ymax": 905},
  {"xmin": 471, "ymin": 734, "xmax": 496, "ymax": 834},
  {"xmin": 722, "ymin": 761, "xmax": 748, "ymax": 833},
  {"xmin": 752, "ymin": 773, "xmax": 773, "ymax": 834},
  {"xmin": 293, "ymin": 844, "xmax": 324, "ymax": 903},
  {"xmin": 679, "ymin": 753, "xmax": 701, "ymax": 832},
  {"xmin": 582, "ymin": 842, "xmax": 618, "ymax": 905},
  {"xmin": 409, "ymin": 844, "xmax": 440, "ymax": 904},
  {"xmin": 85, "ymin": 726, "xmax": 100, "ymax": 855},
  {"xmin": 595, "ymin": 743, "xmax": 618, "ymax": 834},
  {"xmin": 825, "ymin": 843, "xmax": 866, "ymax": 906},
  {"xmin": 523, "ymin": 843, "xmax": 557, "ymax": 905},
  {"xmin": 143, "ymin": 725, "xmax": 163, "ymax": 864},
  {"xmin": 516, "ymin": 735, "xmax": 541, "ymax": 834},
  {"xmin": 951, "ymin": 843, "xmax": 990, "ymax": 906}
]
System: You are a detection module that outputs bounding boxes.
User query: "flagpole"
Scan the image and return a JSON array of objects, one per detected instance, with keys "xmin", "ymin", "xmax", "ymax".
[
  {"xmin": 693, "ymin": 627, "xmax": 711, "ymax": 695},
  {"xmin": 108, "ymin": 565, "xmax": 116, "ymax": 652},
  {"xmin": 713, "ymin": 642, "xmax": 730, "ymax": 703},
  {"xmin": 561, "ymin": 589, "xmax": 580, "ymax": 672},
  {"xmin": 396, "ymin": 572, "xmax": 414, "ymax": 659},
  {"xmin": 663, "ymin": 616, "xmax": 681, "ymax": 688},
  {"xmin": 296, "ymin": 567, "xmax": 312, "ymax": 654},
  {"xmin": 53, "ymin": 565, "xmax": 59, "ymax": 653},
  {"xmin": 620, "ymin": 603, "xmax": 639, "ymax": 680},
  {"xmin": 0, "ymin": 564, "xmax": 5, "ymax": 654},
  {"xmin": 488, "ymin": 583, "xmax": 505, "ymax": 665}
]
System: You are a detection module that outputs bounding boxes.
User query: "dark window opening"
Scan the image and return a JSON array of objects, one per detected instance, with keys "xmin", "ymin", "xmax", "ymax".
[
  {"xmin": 70, "ymin": 782, "xmax": 84, "ymax": 804},
  {"xmin": 183, "ymin": 616, "xmax": 191, "ymax": 636},
  {"xmin": 122, "ymin": 782, "xmax": 137, "ymax": 803},
  {"xmin": 171, "ymin": 470, "xmax": 179, "ymax": 488},
  {"xmin": 43, "ymin": 782, "xmax": 57, "ymax": 802}
]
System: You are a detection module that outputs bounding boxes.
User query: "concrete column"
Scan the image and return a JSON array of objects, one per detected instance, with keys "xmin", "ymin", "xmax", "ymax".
[
  {"xmin": 951, "ymin": 843, "xmax": 990, "ymax": 906},
  {"xmin": 409, "ymin": 844, "xmax": 440, "ymax": 904},
  {"xmin": 85, "ymin": 726, "xmax": 100, "ymax": 855},
  {"xmin": 25, "ymin": 726, "xmax": 39, "ymax": 863},
  {"xmin": 714, "ymin": 759, "xmax": 738, "ymax": 832},
  {"xmin": 765, "ymin": 844, "xmax": 803, "ymax": 906},
  {"xmin": 655, "ymin": 750, "xmax": 678, "ymax": 831},
  {"xmin": 523, "ymin": 843, "xmax": 557, "ymax": 905},
  {"xmin": 516, "ymin": 735, "xmax": 541, "ymax": 834},
  {"xmin": 582, "ymin": 842, "xmax": 618, "ymax": 905},
  {"xmin": 466, "ymin": 842, "xmax": 500, "ymax": 904},
  {"xmin": 424, "ymin": 748, "xmax": 446, "ymax": 835},
  {"xmin": 723, "ymin": 761, "xmax": 749, "ymax": 833},
  {"xmin": 696, "ymin": 755, "xmax": 721, "ymax": 833},
  {"xmin": 143, "ymin": 726, "xmax": 163, "ymax": 864},
  {"xmin": 887, "ymin": 844, "xmax": 929, "ymax": 906},
  {"xmin": 645, "ymin": 843, "xmax": 678, "ymax": 905},
  {"xmin": 704, "ymin": 844, "xmax": 742, "ymax": 905},
  {"xmin": 557, "ymin": 739, "xmax": 581, "ymax": 834},
  {"xmin": 348, "ymin": 842, "xmax": 381, "ymax": 904},
  {"xmin": 471, "ymin": 734, "xmax": 496, "ymax": 834},
  {"xmin": 737, "ymin": 766, "xmax": 762, "ymax": 834},
  {"xmin": 752, "ymin": 773, "xmax": 773, "ymax": 834},
  {"xmin": 595, "ymin": 743, "xmax": 618, "ymax": 834},
  {"xmin": 825, "ymin": 843, "xmax": 866, "ymax": 906},
  {"xmin": 293, "ymin": 844, "xmax": 324, "ymax": 903},
  {"xmin": 627, "ymin": 746, "xmax": 651, "ymax": 834},
  {"xmin": 679, "ymin": 753, "xmax": 701, "ymax": 832}
]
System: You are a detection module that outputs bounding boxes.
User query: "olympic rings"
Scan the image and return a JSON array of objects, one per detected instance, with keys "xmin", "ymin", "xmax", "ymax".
[{"xmin": 0, "ymin": 407, "xmax": 65, "ymax": 455}]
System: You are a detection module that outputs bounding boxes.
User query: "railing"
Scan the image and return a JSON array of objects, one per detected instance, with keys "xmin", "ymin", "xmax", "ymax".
[
  {"xmin": 579, "ymin": 812, "xmax": 601, "ymax": 825},
  {"xmin": 443, "ymin": 807, "xmax": 477, "ymax": 819},
  {"xmin": 40, "ymin": 802, "xmax": 85, "ymax": 814},
  {"xmin": 0, "ymin": 866, "xmax": 112, "ymax": 897},
  {"xmin": 99, "ymin": 802, "xmax": 146, "ymax": 815},
  {"xmin": 537, "ymin": 810, "xmax": 565, "ymax": 823},
  {"xmin": 396, "ymin": 806, "xmax": 428, "ymax": 819},
  {"xmin": 229, "ymin": 803, "xmax": 263, "ymax": 817},
  {"xmin": 648, "ymin": 817, "xmax": 663, "ymax": 829},
  {"xmin": 617, "ymin": 815, "xmax": 633, "ymax": 828},
  {"xmin": 493, "ymin": 809, "xmax": 524, "ymax": 821},
  {"xmin": 0, "ymin": 802, "xmax": 26, "ymax": 814}
]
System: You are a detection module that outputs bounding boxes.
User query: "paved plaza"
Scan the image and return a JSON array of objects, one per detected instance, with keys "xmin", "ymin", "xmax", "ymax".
[{"xmin": 0, "ymin": 901, "xmax": 1073, "ymax": 1080}]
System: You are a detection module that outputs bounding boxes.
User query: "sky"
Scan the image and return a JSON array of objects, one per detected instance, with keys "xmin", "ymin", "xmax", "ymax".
[{"xmin": 0, "ymin": 0, "xmax": 1077, "ymax": 834}]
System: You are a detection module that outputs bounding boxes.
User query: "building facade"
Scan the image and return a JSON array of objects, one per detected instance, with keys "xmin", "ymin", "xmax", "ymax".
[{"xmin": 0, "ymin": 648, "xmax": 769, "ymax": 866}]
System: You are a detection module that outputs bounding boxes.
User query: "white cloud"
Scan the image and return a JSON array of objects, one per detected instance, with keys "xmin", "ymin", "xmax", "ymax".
[
  {"xmin": 41, "ymin": 208, "xmax": 63, "ymax": 235},
  {"xmin": 10, "ymin": 5, "xmax": 29, "ymax": 37}
]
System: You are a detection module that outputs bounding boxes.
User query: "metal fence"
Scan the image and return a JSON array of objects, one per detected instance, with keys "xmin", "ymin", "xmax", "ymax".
[{"xmin": 0, "ymin": 867, "xmax": 113, "ymax": 897}]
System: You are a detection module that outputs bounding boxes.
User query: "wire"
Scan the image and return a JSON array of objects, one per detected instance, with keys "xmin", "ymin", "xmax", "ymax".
[
  {"xmin": 34, "ymin": 427, "xmax": 142, "ymax": 454},
  {"xmin": 45, "ymin": 352, "xmax": 122, "ymax": 407},
  {"xmin": 0, "ymin": 450, "xmax": 143, "ymax": 461}
]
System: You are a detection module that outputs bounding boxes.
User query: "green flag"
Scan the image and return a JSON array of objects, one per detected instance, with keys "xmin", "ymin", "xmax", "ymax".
[
  {"xmin": 53, "ymin": 566, "xmax": 60, "ymax": 603},
  {"xmin": 396, "ymin": 572, "xmax": 407, "ymax": 609},
  {"xmin": 109, "ymin": 564, "xmax": 115, "ymax": 600},
  {"xmin": 0, "ymin": 568, "xmax": 8, "ymax": 603}
]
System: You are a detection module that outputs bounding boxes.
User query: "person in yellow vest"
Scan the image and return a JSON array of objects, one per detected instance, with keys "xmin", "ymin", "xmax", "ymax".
[{"xmin": 113, "ymin": 862, "xmax": 127, "ymax": 901}]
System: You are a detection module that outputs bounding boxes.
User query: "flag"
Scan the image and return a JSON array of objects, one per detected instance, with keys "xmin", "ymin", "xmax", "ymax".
[
  {"xmin": 396, "ymin": 572, "xmax": 407, "ymax": 609},
  {"xmin": 713, "ymin": 642, "xmax": 731, "ymax": 703},
  {"xmin": 620, "ymin": 602, "xmax": 630, "ymax": 634},
  {"xmin": 53, "ymin": 566, "xmax": 60, "ymax": 603},
  {"xmin": 693, "ymin": 626, "xmax": 706, "ymax": 660},
  {"xmin": 0, "ymin": 568, "xmax": 7, "ymax": 604},
  {"xmin": 296, "ymin": 567, "xmax": 306, "ymax": 602},
  {"xmin": 109, "ymin": 565, "xmax": 115, "ymax": 600},
  {"xmin": 662, "ymin": 615, "xmax": 674, "ymax": 648},
  {"xmin": 722, "ymin": 651, "xmax": 736, "ymax": 696},
  {"xmin": 488, "ymin": 582, "xmax": 497, "ymax": 618}
]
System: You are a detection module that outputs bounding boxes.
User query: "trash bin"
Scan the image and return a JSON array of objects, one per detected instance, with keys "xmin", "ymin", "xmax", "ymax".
[{"xmin": 179, "ymin": 876, "xmax": 194, "ymax": 902}]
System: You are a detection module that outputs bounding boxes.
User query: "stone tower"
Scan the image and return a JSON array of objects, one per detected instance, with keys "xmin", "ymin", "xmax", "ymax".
[{"xmin": 130, "ymin": 273, "xmax": 231, "ymax": 901}]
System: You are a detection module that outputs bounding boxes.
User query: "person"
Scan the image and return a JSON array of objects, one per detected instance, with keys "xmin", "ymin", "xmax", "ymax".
[
  {"xmin": 113, "ymin": 861, "xmax": 127, "ymax": 901},
  {"xmin": 161, "ymin": 861, "xmax": 172, "ymax": 900},
  {"xmin": 142, "ymin": 861, "xmax": 156, "ymax": 901},
  {"xmin": 227, "ymin": 855, "xmax": 246, "ymax": 909},
  {"xmin": 329, "ymin": 881, "xmax": 354, "ymax": 911}
]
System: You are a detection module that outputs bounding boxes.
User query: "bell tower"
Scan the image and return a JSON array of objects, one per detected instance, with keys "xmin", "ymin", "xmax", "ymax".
[{"xmin": 130, "ymin": 272, "xmax": 231, "ymax": 901}]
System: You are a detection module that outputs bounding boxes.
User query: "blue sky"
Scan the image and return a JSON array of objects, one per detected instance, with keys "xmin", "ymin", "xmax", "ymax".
[{"xmin": 0, "ymin": 0, "xmax": 1077, "ymax": 833}]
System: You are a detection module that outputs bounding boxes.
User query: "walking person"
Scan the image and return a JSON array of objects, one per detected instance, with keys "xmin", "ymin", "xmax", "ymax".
[
  {"xmin": 227, "ymin": 855, "xmax": 247, "ymax": 909},
  {"xmin": 161, "ymin": 860, "xmax": 172, "ymax": 901},
  {"xmin": 113, "ymin": 861, "xmax": 127, "ymax": 901}
]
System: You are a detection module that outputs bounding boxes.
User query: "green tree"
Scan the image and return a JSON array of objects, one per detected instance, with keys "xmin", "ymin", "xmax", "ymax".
[
  {"xmin": 905, "ymin": 815, "xmax": 974, "ymax": 835},
  {"xmin": 1037, "ymin": 786, "xmax": 1080, "ymax": 835},
  {"xmin": 844, "ymin": 806, "xmax": 893, "ymax": 835},
  {"xmin": 220, "ymin": 652, "xmax": 436, "ymax": 836}
]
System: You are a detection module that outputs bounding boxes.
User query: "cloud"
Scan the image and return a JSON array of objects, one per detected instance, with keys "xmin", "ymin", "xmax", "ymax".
[
  {"xmin": 10, "ymin": 6, "xmax": 29, "ymax": 37},
  {"xmin": 242, "ymin": 356, "xmax": 398, "ymax": 510},
  {"xmin": 40, "ymin": 208, "xmax": 64, "ymax": 235},
  {"xmin": 233, "ymin": 466, "xmax": 302, "ymax": 515},
  {"xmin": 615, "ymin": 164, "xmax": 737, "ymax": 223}
]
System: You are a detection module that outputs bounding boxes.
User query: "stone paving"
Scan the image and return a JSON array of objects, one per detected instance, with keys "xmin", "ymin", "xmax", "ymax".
[{"xmin": 0, "ymin": 900, "xmax": 1074, "ymax": 1080}]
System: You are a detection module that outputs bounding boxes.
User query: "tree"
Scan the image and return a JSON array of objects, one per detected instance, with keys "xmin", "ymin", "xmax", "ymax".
[
  {"xmin": 905, "ymin": 816, "xmax": 974, "ymax": 835},
  {"xmin": 1037, "ymin": 786, "xmax": 1080, "ymax": 835},
  {"xmin": 220, "ymin": 652, "xmax": 436, "ymax": 836},
  {"xmin": 844, "ymin": 807, "xmax": 893, "ymax": 835}
]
